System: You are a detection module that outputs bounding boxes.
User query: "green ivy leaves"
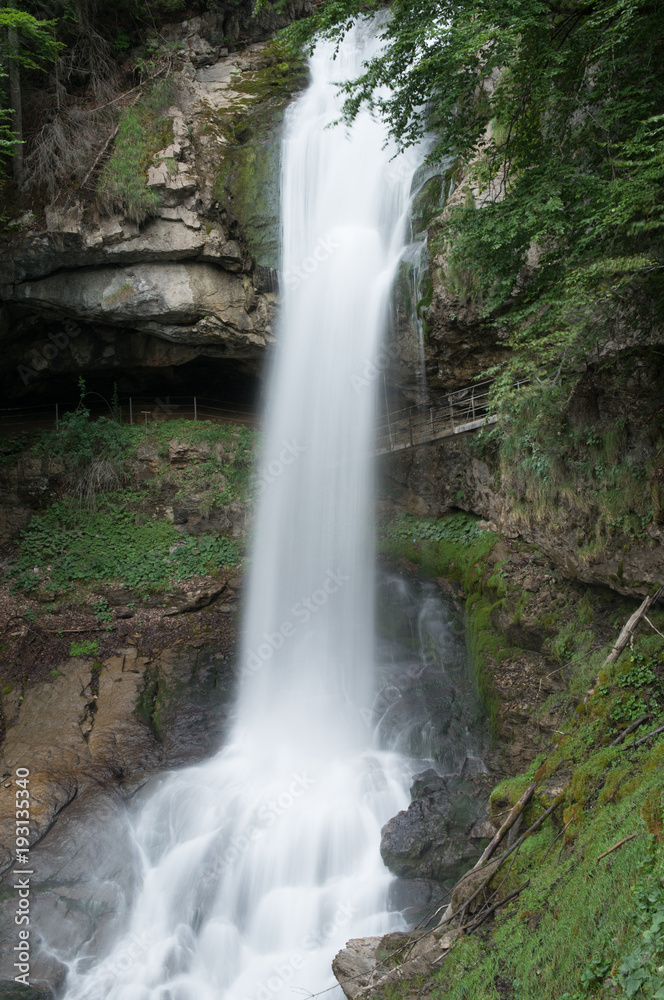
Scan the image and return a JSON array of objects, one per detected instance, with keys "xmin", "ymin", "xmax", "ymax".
[
  {"xmin": 6, "ymin": 496, "xmax": 239, "ymax": 597},
  {"xmin": 616, "ymin": 842, "xmax": 664, "ymax": 998}
]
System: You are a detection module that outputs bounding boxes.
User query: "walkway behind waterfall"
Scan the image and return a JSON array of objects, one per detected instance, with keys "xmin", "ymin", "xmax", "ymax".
[{"xmin": 375, "ymin": 379, "xmax": 499, "ymax": 455}]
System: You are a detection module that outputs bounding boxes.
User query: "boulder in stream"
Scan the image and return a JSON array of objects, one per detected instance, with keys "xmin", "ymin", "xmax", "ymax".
[{"xmin": 380, "ymin": 767, "xmax": 491, "ymax": 883}]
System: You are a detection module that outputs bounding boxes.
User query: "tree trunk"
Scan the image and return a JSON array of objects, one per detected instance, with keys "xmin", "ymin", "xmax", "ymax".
[
  {"xmin": 584, "ymin": 585, "xmax": 664, "ymax": 704},
  {"xmin": 7, "ymin": 20, "xmax": 23, "ymax": 185}
]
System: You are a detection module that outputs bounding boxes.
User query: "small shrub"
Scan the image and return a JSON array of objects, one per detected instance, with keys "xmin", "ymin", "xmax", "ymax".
[
  {"xmin": 97, "ymin": 78, "xmax": 175, "ymax": 222},
  {"xmin": 94, "ymin": 599, "xmax": 114, "ymax": 627},
  {"xmin": 37, "ymin": 380, "xmax": 132, "ymax": 507},
  {"xmin": 70, "ymin": 638, "xmax": 100, "ymax": 657}
]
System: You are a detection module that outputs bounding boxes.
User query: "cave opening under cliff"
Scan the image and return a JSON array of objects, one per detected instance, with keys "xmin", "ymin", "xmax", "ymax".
[{"xmin": 0, "ymin": 349, "xmax": 262, "ymax": 435}]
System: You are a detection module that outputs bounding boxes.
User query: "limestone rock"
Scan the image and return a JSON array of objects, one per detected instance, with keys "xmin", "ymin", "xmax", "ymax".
[
  {"xmin": 201, "ymin": 234, "xmax": 246, "ymax": 271},
  {"xmin": 176, "ymin": 206, "xmax": 202, "ymax": 230},
  {"xmin": 103, "ymin": 218, "xmax": 206, "ymax": 260},
  {"xmin": 136, "ymin": 440, "xmax": 160, "ymax": 467},
  {"xmin": 162, "ymin": 582, "xmax": 227, "ymax": 615},
  {"xmin": 87, "ymin": 651, "xmax": 161, "ymax": 775},
  {"xmin": 0, "ymin": 39, "xmax": 291, "ymax": 399},
  {"xmin": 333, "ymin": 926, "xmax": 461, "ymax": 1000},
  {"xmin": 98, "ymin": 217, "xmax": 125, "ymax": 244},
  {"xmin": 44, "ymin": 202, "xmax": 83, "ymax": 235},
  {"xmin": 168, "ymin": 438, "xmax": 212, "ymax": 466},
  {"xmin": 447, "ymin": 857, "xmax": 501, "ymax": 916},
  {"xmin": 0, "ymin": 38, "xmax": 302, "ymax": 411},
  {"xmin": 332, "ymin": 937, "xmax": 382, "ymax": 1000},
  {"xmin": 0, "ymin": 652, "xmax": 157, "ymax": 874},
  {"xmin": 7, "ymin": 263, "xmax": 264, "ymax": 343},
  {"xmin": 0, "ymin": 658, "xmax": 93, "ymax": 871},
  {"xmin": 468, "ymin": 818, "xmax": 499, "ymax": 839}
]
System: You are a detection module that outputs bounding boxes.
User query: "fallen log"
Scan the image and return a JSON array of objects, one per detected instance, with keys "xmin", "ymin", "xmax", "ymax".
[
  {"xmin": 632, "ymin": 722, "xmax": 664, "ymax": 748},
  {"xmin": 596, "ymin": 833, "xmax": 637, "ymax": 863},
  {"xmin": 439, "ymin": 793, "xmax": 565, "ymax": 927},
  {"xmin": 463, "ymin": 880, "xmax": 531, "ymax": 934},
  {"xmin": 584, "ymin": 586, "xmax": 663, "ymax": 705},
  {"xmin": 476, "ymin": 780, "xmax": 538, "ymax": 867},
  {"xmin": 610, "ymin": 714, "xmax": 652, "ymax": 747}
]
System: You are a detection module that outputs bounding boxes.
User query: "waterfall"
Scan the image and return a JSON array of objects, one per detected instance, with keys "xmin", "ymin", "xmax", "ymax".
[{"xmin": 62, "ymin": 20, "xmax": 425, "ymax": 1000}]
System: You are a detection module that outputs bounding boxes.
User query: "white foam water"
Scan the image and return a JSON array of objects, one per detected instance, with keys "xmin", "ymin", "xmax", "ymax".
[{"xmin": 63, "ymin": 20, "xmax": 425, "ymax": 1000}]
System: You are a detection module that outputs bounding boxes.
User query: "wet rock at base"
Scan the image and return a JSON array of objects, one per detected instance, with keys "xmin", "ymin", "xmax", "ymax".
[
  {"xmin": 387, "ymin": 876, "xmax": 449, "ymax": 927},
  {"xmin": 333, "ymin": 937, "xmax": 384, "ymax": 1000},
  {"xmin": 0, "ymin": 983, "xmax": 52, "ymax": 1000},
  {"xmin": 333, "ymin": 925, "xmax": 460, "ymax": 1000},
  {"xmin": 380, "ymin": 767, "xmax": 488, "ymax": 883},
  {"xmin": 0, "ymin": 639, "xmax": 236, "ymax": 994},
  {"xmin": 0, "ymin": 641, "xmax": 236, "ymax": 874},
  {"xmin": 0, "ymin": 785, "xmax": 141, "ymax": 991},
  {"xmin": 0, "ymin": 651, "xmax": 159, "ymax": 874},
  {"xmin": 147, "ymin": 644, "xmax": 236, "ymax": 767}
]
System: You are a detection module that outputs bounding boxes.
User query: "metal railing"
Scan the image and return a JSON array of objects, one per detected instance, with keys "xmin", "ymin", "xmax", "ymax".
[
  {"xmin": 375, "ymin": 379, "xmax": 498, "ymax": 455},
  {"xmin": 0, "ymin": 380, "xmax": 518, "ymax": 451},
  {"xmin": 119, "ymin": 396, "xmax": 259, "ymax": 428},
  {"xmin": 0, "ymin": 395, "xmax": 260, "ymax": 437}
]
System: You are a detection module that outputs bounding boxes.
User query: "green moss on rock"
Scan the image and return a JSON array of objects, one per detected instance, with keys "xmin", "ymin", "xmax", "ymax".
[
  {"xmin": 212, "ymin": 40, "xmax": 308, "ymax": 268},
  {"xmin": 409, "ymin": 159, "xmax": 455, "ymax": 235}
]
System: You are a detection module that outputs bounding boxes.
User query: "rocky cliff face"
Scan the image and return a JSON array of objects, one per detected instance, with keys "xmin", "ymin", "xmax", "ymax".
[
  {"xmin": 0, "ymin": 29, "xmax": 306, "ymax": 402},
  {"xmin": 387, "ymin": 164, "xmax": 511, "ymax": 405},
  {"xmin": 0, "ymin": 640, "xmax": 238, "ymax": 987},
  {"xmin": 379, "ymin": 426, "xmax": 663, "ymax": 598},
  {"xmin": 383, "ymin": 163, "xmax": 664, "ymax": 598}
]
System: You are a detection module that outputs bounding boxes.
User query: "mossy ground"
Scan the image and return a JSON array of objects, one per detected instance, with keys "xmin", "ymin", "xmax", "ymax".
[
  {"xmin": 423, "ymin": 647, "xmax": 664, "ymax": 1000},
  {"xmin": 377, "ymin": 512, "xmax": 664, "ymax": 1000},
  {"xmin": 2, "ymin": 417, "xmax": 257, "ymax": 602}
]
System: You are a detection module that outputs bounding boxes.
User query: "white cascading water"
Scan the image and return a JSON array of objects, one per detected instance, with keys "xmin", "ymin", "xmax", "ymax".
[{"xmin": 63, "ymin": 21, "xmax": 425, "ymax": 1000}]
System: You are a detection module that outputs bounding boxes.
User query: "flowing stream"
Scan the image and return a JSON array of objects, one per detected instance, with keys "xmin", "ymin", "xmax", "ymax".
[{"xmin": 61, "ymin": 21, "xmax": 443, "ymax": 1000}]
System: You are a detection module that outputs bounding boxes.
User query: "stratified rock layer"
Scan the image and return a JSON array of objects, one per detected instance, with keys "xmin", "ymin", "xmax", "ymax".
[{"xmin": 0, "ymin": 34, "xmax": 306, "ymax": 400}]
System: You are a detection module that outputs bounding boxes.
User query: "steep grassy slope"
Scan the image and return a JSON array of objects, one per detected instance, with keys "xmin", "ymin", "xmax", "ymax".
[{"xmin": 377, "ymin": 513, "xmax": 664, "ymax": 1000}]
